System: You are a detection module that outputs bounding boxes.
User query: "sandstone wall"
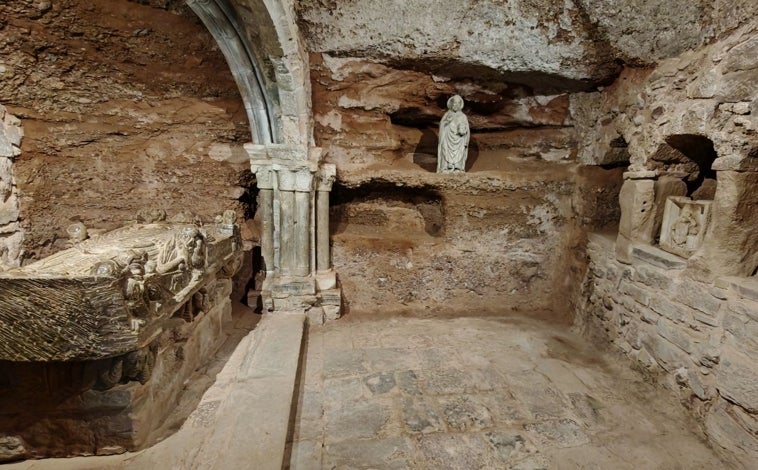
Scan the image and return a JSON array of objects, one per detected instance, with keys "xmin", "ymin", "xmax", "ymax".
[
  {"xmin": 570, "ymin": 18, "xmax": 758, "ymax": 466},
  {"xmin": 571, "ymin": 19, "xmax": 758, "ymax": 280},
  {"xmin": 0, "ymin": 0, "xmax": 251, "ymax": 261},
  {"xmin": 571, "ymin": 18, "xmax": 758, "ymax": 171},
  {"xmin": 330, "ymin": 164, "xmax": 622, "ymax": 317},
  {"xmin": 577, "ymin": 234, "xmax": 758, "ymax": 467},
  {"xmin": 301, "ymin": 5, "xmax": 631, "ymax": 317},
  {"xmin": 298, "ymin": 0, "xmax": 758, "ymax": 90}
]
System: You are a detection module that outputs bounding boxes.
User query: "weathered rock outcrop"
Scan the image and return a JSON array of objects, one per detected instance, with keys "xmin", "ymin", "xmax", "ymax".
[
  {"xmin": 311, "ymin": 54, "xmax": 577, "ymax": 175},
  {"xmin": 297, "ymin": 0, "xmax": 758, "ymax": 92},
  {"xmin": 298, "ymin": 0, "xmax": 621, "ymax": 92}
]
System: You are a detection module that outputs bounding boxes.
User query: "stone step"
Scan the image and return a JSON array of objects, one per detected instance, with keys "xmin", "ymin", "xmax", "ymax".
[
  {"xmin": 188, "ymin": 311, "xmax": 305, "ymax": 469},
  {"xmin": 117, "ymin": 311, "xmax": 306, "ymax": 469}
]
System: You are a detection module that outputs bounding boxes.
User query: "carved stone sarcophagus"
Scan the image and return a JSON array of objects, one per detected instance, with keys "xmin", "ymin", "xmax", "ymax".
[
  {"xmin": 0, "ymin": 220, "xmax": 241, "ymax": 362},
  {"xmin": 0, "ymin": 217, "xmax": 243, "ymax": 460}
]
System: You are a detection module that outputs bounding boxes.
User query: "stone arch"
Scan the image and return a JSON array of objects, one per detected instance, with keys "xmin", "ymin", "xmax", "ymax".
[
  {"xmin": 187, "ymin": 0, "xmax": 312, "ymax": 145},
  {"xmin": 649, "ymin": 133, "xmax": 718, "ymax": 196}
]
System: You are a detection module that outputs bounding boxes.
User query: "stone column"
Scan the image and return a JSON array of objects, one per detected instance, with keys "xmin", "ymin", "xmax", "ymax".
[
  {"xmin": 254, "ymin": 166, "xmax": 275, "ymax": 274},
  {"xmin": 247, "ymin": 144, "xmax": 341, "ymax": 317},
  {"xmin": 277, "ymin": 168, "xmax": 313, "ymax": 277},
  {"xmin": 277, "ymin": 170, "xmax": 296, "ymax": 276},
  {"xmin": 316, "ymin": 165, "xmax": 336, "ymax": 272},
  {"xmin": 293, "ymin": 170, "xmax": 313, "ymax": 277}
]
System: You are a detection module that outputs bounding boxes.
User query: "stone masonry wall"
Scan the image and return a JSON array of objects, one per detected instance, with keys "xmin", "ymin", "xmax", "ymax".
[
  {"xmin": 0, "ymin": 104, "xmax": 22, "ymax": 270},
  {"xmin": 576, "ymin": 234, "xmax": 758, "ymax": 467}
]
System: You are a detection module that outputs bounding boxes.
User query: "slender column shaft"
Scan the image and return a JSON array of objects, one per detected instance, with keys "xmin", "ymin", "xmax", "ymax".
[
  {"xmin": 294, "ymin": 191, "xmax": 311, "ymax": 276},
  {"xmin": 259, "ymin": 189, "xmax": 274, "ymax": 274},
  {"xmin": 279, "ymin": 190, "xmax": 296, "ymax": 276},
  {"xmin": 316, "ymin": 190, "xmax": 331, "ymax": 272}
]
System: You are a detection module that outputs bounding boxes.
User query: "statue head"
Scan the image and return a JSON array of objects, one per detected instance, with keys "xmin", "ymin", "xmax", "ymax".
[
  {"xmin": 181, "ymin": 227, "xmax": 200, "ymax": 248},
  {"xmin": 66, "ymin": 222, "xmax": 88, "ymax": 242},
  {"xmin": 447, "ymin": 95, "xmax": 464, "ymax": 112},
  {"xmin": 222, "ymin": 210, "xmax": 237, "ymax": 225},
  {"xmin": 137, "ymin": 208, "xmax": 167, "ymax": 224}
]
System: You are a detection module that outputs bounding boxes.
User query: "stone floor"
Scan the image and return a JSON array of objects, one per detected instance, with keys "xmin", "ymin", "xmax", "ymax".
[
  {"xmin": 6, "ymin": 310, "xmax": 731, "ymax": 469},
  {"xmin": 286, "ymin": 313, "xmax": 729, "ymax": 469}
]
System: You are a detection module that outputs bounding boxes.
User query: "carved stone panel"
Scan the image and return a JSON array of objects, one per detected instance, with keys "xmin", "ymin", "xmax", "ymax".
[{"xmin": 659, "ymin": 196, "xmax": 712, "ymax": 258}]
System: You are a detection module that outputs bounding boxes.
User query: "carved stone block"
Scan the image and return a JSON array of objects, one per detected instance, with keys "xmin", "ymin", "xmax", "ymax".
[{"xmin": 659, "ymin": 196, "xmax": 712, "ymax": 258}]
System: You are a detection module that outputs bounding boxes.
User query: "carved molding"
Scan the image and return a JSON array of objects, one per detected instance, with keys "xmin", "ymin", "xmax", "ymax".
[
  {"xmin": 187, "ymin": 0, "xmax": 277, "ymax": 144},
  {"xmin": 317, "ymin": 164, "xmax": 337, "ymax": 192}
]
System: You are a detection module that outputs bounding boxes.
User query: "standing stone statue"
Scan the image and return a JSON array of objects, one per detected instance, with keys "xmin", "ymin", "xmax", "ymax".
[{"xmin": 437, "ymin": 95, "xmax": 470, "ymax": 173}]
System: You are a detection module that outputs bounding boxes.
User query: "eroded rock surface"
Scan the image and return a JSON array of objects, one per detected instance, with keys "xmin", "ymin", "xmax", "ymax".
[
  {"xmin": 297, "ymin": 0, "xmax": 758, "ymax": 91},
  {"xmin": 0, "ymin": 0, "xmax": 251, "ymax": 261}
]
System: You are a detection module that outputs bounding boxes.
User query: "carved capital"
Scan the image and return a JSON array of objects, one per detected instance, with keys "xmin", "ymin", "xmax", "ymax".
[
  {"xmin": 252, "ymin": 164, "xmax": 275, "ymax": 190},
  {"xmin": 278, "ymin": 168, "xmax": 313, "ymax": 192},
  {"xmin": 316, "ymin": 164, "xmax": 337, "ymax": 192}
]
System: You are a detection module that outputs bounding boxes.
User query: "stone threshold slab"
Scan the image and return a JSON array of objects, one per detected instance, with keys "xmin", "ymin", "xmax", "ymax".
[
  {"xmin": 587, "ymin": 232, "xmax": 689, "ymax": 271},
  {"xmin": 182, "ymin": 311, "xmax": 306, "ymax": 469}
]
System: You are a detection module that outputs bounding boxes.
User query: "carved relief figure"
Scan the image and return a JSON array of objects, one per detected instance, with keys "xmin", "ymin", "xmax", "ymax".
[
  {"xmin": 156, "ymin": 227, "xmax": 205, "ymax": 275},
  {"xmin": 66, "ymin": 222, "xmax": 88, "ymax": 244},
  {"xmin": 437, "ymin": 95, "xmax": 470, "ymax": 173},
  {"xmin": 670, "ymin": 205, "xmax": 700, "ymax": 250},
  {"xmin": 124, "ymin": 252, "xmax": 149, "ymax": 316}
]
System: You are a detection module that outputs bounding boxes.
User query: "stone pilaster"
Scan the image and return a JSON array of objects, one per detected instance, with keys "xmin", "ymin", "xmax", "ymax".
[
  {"xmin": 615, "ymin": 170, "xmax": 657, "ymax": 263},
  {"xmin": 247, "ymin": 144, "xmax": 341, "ymax": 321}
]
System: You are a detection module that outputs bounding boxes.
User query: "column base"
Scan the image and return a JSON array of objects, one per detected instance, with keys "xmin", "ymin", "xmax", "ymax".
[{"xmin": 261, "ymin": 271, "xmax": 342, "ymax": 324}]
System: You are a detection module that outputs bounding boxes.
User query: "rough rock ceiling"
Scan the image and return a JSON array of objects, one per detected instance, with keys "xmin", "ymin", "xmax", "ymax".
[{"xmin": 293, "ymin": 0, "xmax": 733, "ymax": 93}]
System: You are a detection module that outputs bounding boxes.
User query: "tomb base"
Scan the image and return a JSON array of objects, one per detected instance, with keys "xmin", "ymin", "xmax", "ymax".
[{"xmin": 0, "ymin": 279, "xmax": 233, "ymax": 461}]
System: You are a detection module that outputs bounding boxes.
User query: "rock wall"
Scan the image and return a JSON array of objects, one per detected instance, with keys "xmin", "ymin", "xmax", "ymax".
[
  {"xmin": 298, "ymin": 0, "xmax": 618, "ymax": 91},
  {"xmin": 331, "ymin": 165, "xmax": 623, "ymax": 317},
  {"xmin": 571, "ymin": 18, "xmax": 758, "ymax": 172},
  {"xmin": 570, "ymin": 19, "xmax": 758, "ymax": 284},
  {"xmin": 298, "ymin": 0, "xmax": 758, "ymax": 90},
  {"xmin": 302, "ymin": 4, "xmax": 634, "ymax": 317},
  {"xmin": 0, "ymin": 105, "xmax": 23, "ymax": 270},
  {"xmin": 311, "ymin": 54, "xmax": 577, "ymax": 175},
  {"xmin": 577, "ymin": 234, "xmax": 758, "ymax": 468},
  {"xmin": 570, "ymin": 20, "xmax": 758, "ymax": 466},
  {"xmin": 0, "ymin": 0, "xmax": 251, "ymax": 261}
]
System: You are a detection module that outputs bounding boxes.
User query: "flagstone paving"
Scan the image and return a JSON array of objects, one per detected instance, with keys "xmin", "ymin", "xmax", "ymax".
[{"xmin": 286, "ymin": 313, "xmax": 729, "ymax": 469}]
